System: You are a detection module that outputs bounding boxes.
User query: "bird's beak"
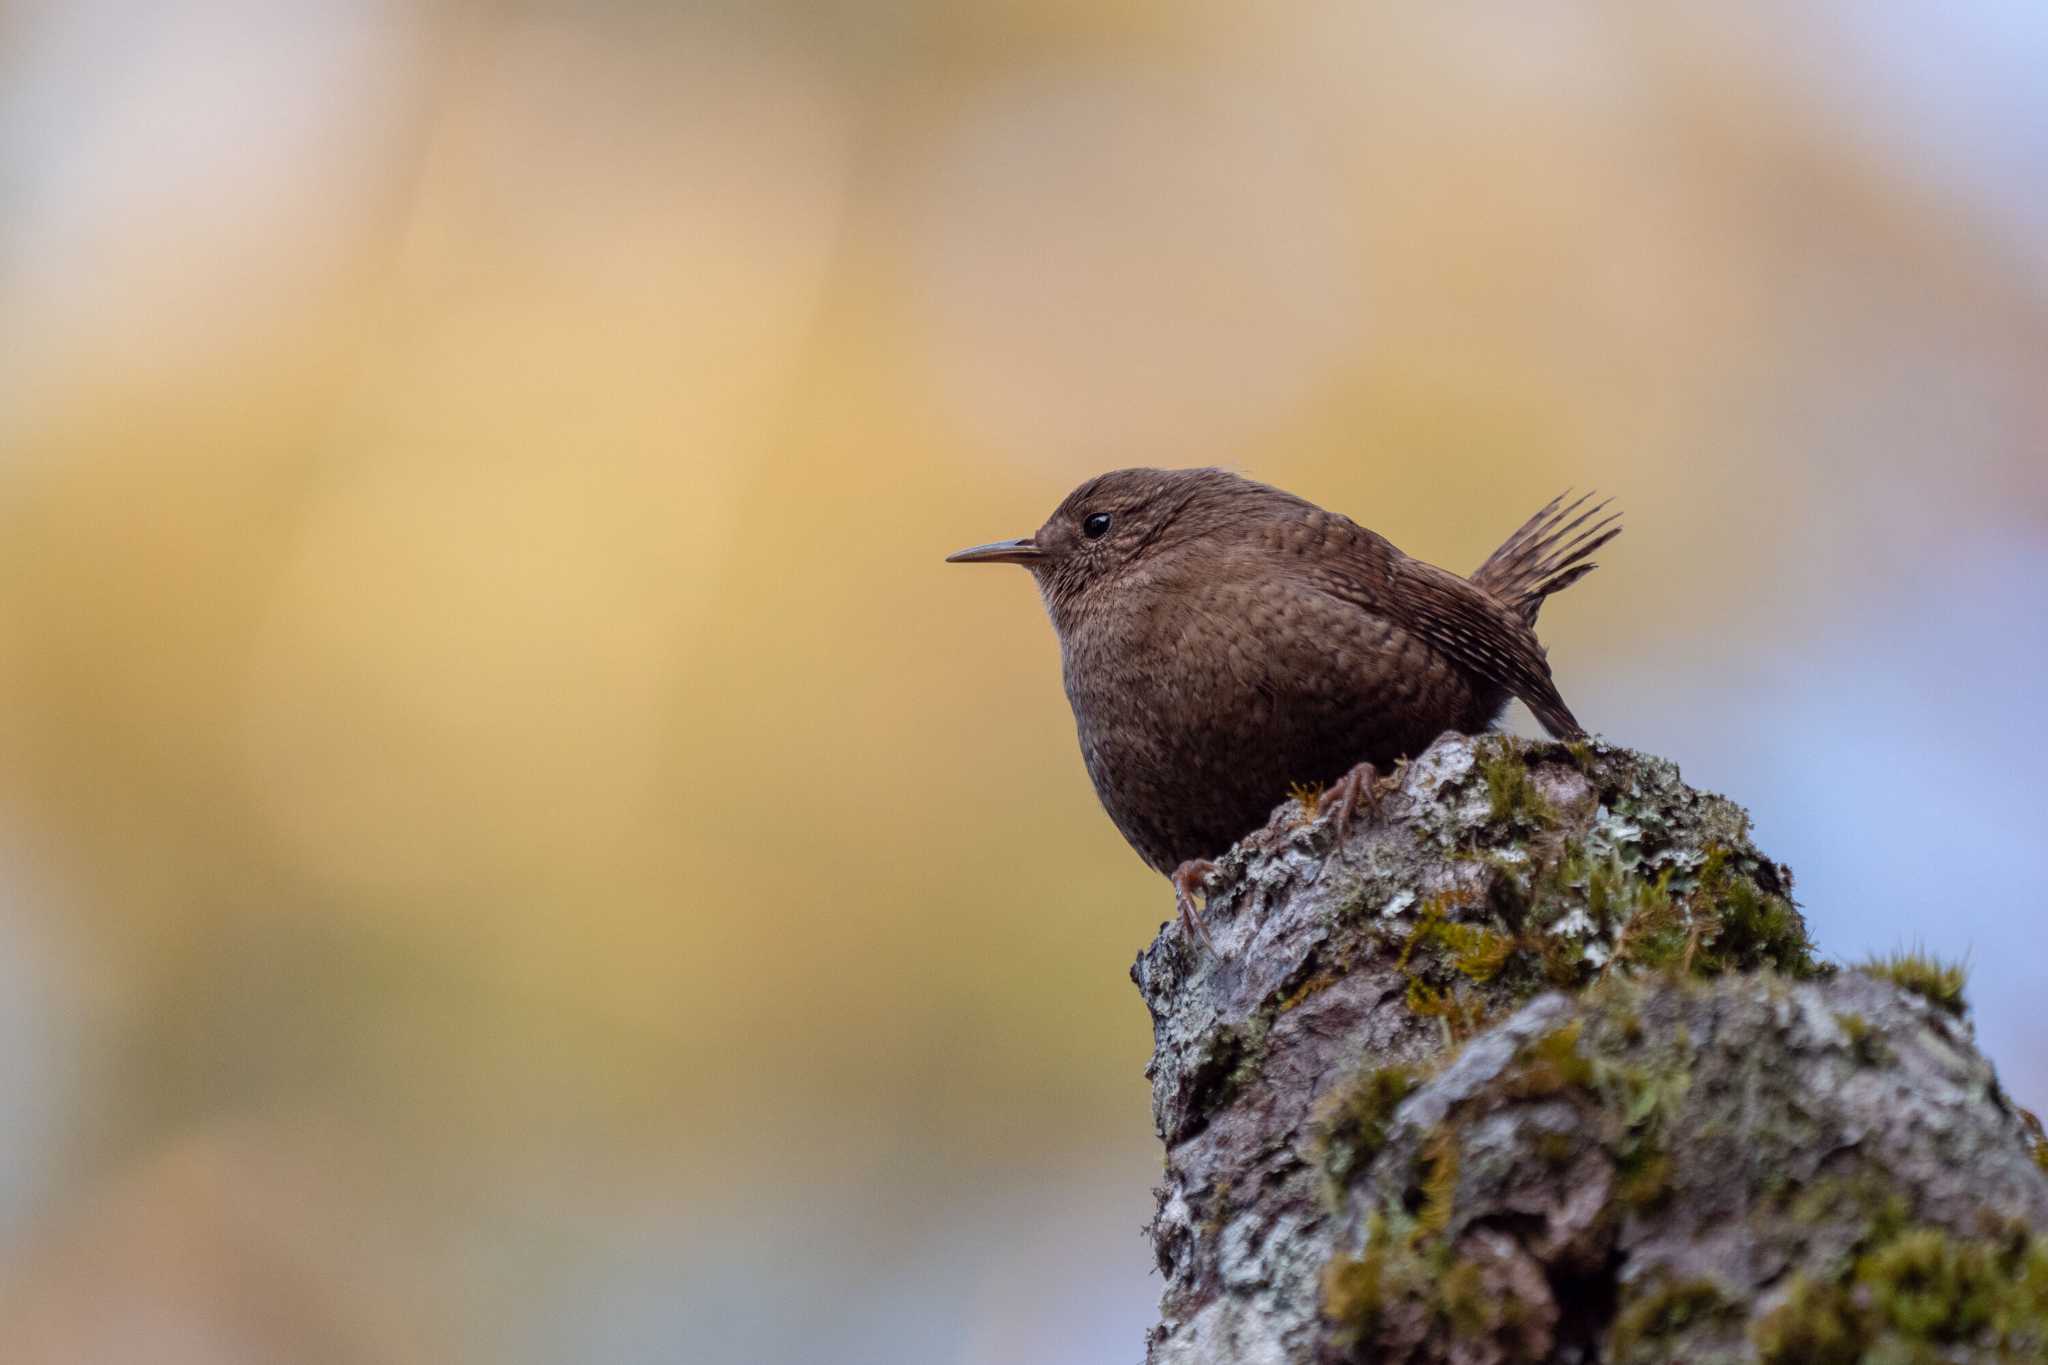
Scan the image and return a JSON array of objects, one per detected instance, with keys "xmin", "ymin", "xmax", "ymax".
[{"xmin": 944, "ymin": 537, "xmax": 1044, "ymax": 565}]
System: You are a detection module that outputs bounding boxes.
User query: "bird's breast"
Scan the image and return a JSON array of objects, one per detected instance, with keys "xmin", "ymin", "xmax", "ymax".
[
  {"xmin": 1060, "ymin": 586, "xmax": 1300, "ymax": 799},
  {"xmin": 1054, "ymin": 568, "xmax": 1478, "ymax": 870}
]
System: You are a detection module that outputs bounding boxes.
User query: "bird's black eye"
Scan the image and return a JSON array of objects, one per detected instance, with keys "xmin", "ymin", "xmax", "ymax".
[{"xmin": 1082, "ymin": 512, "xmax": 1112, "ymax": 539}]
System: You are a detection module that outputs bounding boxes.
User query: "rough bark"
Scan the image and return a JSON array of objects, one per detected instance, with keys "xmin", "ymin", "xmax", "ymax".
[{"xmin": 1133, "ymin": 733, "xmax": 2048, "ymax": 1364}]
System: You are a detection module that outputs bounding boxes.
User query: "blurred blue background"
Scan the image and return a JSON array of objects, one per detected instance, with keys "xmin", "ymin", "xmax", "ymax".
[{"xmin": 0, "ymin": 2, "xmax": 2043, "ymax": 1361}]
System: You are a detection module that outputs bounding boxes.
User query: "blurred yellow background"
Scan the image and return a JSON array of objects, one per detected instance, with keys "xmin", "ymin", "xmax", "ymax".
[{"xmin": 1, "ymin": 2, "xmax": 2044, "ymax": 1360}]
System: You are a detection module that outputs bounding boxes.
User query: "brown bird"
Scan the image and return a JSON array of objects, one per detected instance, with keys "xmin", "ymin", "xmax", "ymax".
[{"xmin": 946, "ymin": 468, "xmax": 1619, "ymax": 943}]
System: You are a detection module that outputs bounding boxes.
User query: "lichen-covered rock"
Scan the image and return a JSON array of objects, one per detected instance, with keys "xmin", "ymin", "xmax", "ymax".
[
  {"xmin": 1131, "ymin": 733, "xmax": 2047, "ymax": 1364},
  {"xmin": 1319, "ymin": 975, "xmax": 2048, "ymax": 1363}
]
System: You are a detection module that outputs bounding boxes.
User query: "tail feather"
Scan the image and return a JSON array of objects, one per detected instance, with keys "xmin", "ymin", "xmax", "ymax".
[{"xmin": 1470, "ymin": 490, "xmax": 1622, "ymax": 626}]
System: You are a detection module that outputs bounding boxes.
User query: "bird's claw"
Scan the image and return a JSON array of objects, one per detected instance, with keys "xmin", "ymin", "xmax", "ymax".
[
  {"xmin": 1170, "ymin": 859, "xmax": 1218, "ymax": 950},
  {"xmin": 1307, "ymin": 760, "xmax": 1388, "ymax": 887},
  {"xmin": 1326, "ymin": 759, "xmax": 1384, "ymax": 841}
]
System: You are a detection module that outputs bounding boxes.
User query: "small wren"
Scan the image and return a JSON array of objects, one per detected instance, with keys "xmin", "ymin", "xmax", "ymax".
[{"xmin": 946, "ymin": 468, "xmax": 1620, "ymax": 943}]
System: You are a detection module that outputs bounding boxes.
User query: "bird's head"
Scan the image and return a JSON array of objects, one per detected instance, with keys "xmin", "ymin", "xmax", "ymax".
[{"xmin": 946, "ymin": 467, "xmax": 1300, "ymax": 631}]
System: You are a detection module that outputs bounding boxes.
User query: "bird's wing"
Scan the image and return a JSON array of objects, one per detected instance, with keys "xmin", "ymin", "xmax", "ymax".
[
  {"xmin": 1291, "ymin": 512, "xmax": 1585, "ymax": 740},
  {"xmin": 1384, "ymin": 556, "xmax": 1583, "ymax": 739}
]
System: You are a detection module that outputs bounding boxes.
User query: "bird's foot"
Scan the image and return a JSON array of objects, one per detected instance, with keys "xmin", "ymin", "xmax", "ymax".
[
  {"xmin": 1170, "ymin": 859, "xmax": 1218, "ymax": 950},
  {"xmin": 1306, "ymin": 762, "xmax": 1379, "ymax": 887},
  {"xmin": 1325, "ymin": 759, "xmax": 1386, "ymax": 841}
]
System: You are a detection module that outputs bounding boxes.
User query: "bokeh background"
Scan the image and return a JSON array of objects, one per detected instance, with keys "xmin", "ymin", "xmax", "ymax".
[{"xmin": 2, "ymin": 2, "xmax": 2044, "ymax": 1360}]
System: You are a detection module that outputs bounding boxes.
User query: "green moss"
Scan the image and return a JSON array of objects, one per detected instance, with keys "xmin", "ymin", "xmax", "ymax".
[
  {"xmin": 1486, "ymin": 997, "xmax": 1691, "ymax": 1213},
  {"xmin": 1321, "ymin": 1211, "xmax": 1436, "ymax": 1347},
  {"xmin": 1753, "ymin": 1274, "xmax": 1861, "ymax": 1365},
  {"xmin": 2021, "ymin": 1107, "xmax": 2048, "ymax": 1177},
  {"xmin": 1436, "ymin": 1252, "xmax": 1537, "ymax": 1343},
  {"xmin": 1435, "ymin": 1257, "xmax": 1486, "ymax": 1336},
  {"xmin": 1404, "ymin": 736, "xmax": 1815, "ymax": 986},
  {"xmin": 1400, "ymin": 898, "xmax": 1516, "ymax": 983},
  {"xmin": 1530, "ymin": 843, "xmax": 1810, "ymax": 989},
  {"xmin": 1415, "ymin": 1127, "xmax": 1460, "ymax": 1237},
  {"xmin": 1445, "ymin": 922, "xmax": 1516, "ymax": 983},
  {"xmin": 1860, "ymin": 1227, "xmax": 1997, "ymax": 1340},
  {"xmin": 1371, "ymin": 784, "xmax": 1817, "ymax": 1079},
  {"xmin": 1404, "ymin": 975, "xmax": 1488, "ymax": 1042},
  {"xmin": 1580, "ymin": 851, "xmax": 1621, "ymax": 932},
  {"xmin": 1315, "ymin": 1065, "xmax": 1419, "ymax": 1192},
  {"xmin": 1504, "ymin": 1020, "xmax": 1595, "ymax": 1098},
  {"xmin": 1783, "ymin": 1174, "xmax": 1910, "ymax": 1248},
  {"xmin": 1387, "ymin": 892, "xmax": 1530, "ymax": 1044},
  {"xmin": 1611, "ymin": 1000, "xmax": 1646, "ymax": 1044},
  {"xmin": 1276, "ymin": 969, "xmax": 1339, "ymax": 1014},
  {"xmin": 1687, "ymin": 846, "xmax": 1818, "ymax": 976},
  {"xmin": 1860, "ymin": 951, "xmax": 1969, "ymax": 1018},
  {"xmin": 1321, "ymin": 1249, "xmax": 1385, "ymax": 1346},
  {"xmin": 1753, "ymin": 1221, "xmax": 2048, "ymax": 1361},
  {"xmin": 1535, "ymin": 1129, "xmax": 1579, "ymax": 1167},
  {"xmin": 1609, "ymin": 1277, "xmax": 1739, "ymax": 1361},
  {"xmin": 1602, "ymin": 864, "xmax": 1687, "ymax": 971},
  {"xmin": 1226, "ymin": 1016, "xmax": 1271, "ymax": 1091},
  {"xmin": 1833, "ymin": 1011, "xmax": 1893, "ymax": 1067},
  {"xmin": 1199, "ymin": 1177, "xmax": 1232, "ymax": 1238},
  {"xmin": 1479, "ymin": 739, "xmax": 1554, "ymax": 829},
  {"xmin": 1617, "ymin": 1145, "xmax": 1673, "ymax": 1211},
  {"xmin": 1289, "ymin": 779, "xmax": 1325, "ymax": 821},
  {"xmin": 1320, "ymin": 1209, "xmax": 1537, "ymax": 1354},
  {"xmin": 1597, "ymin": 1041, "xmax": 1689, "ymax": 1212}
]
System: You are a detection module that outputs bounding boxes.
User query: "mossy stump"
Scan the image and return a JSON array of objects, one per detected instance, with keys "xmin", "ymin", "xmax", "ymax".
[{"xmin": 1132, "ymin": 732, "xmax": 2048, "ymax": 1365}]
